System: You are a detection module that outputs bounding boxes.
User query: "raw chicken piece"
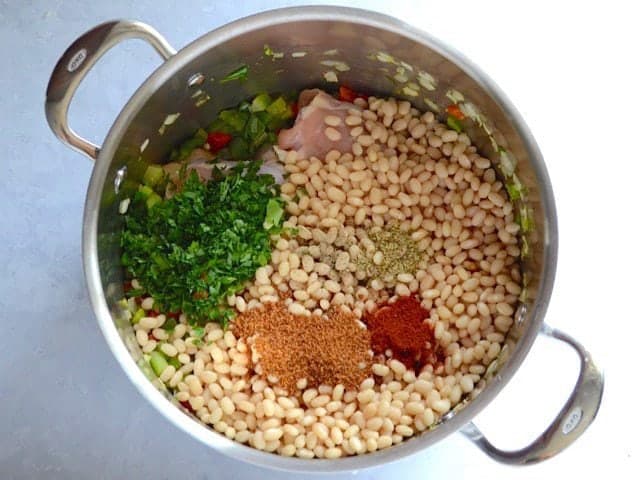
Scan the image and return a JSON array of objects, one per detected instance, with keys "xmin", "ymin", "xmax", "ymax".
[{"xmin": 278, "ymin": 89, "xmax": 359, "ymax": 159}]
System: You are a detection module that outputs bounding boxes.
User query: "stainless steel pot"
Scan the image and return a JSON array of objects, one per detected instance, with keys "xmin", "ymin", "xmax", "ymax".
[{"xmin": 45, "ymin": 6, "xmax": 603, "ymax": 472}]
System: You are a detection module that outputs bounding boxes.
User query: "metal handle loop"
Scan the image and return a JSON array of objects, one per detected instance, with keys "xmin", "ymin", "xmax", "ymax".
[
  {"xmin": 461, "ymin": 323, "xmax": 604, "ymax": 465},
  {"xmin": 45, "ymin": 20, "xmax": 176, "ymax": 160}
]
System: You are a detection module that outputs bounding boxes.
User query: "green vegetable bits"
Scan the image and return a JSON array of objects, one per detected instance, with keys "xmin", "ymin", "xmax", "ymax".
[
  {"xmin": 171, "ymin": 93, "xmax": 294, "ymax": 163},
  {"xmin": 121, "ymin": 162, "xmax": 285, "ymax": 326}
]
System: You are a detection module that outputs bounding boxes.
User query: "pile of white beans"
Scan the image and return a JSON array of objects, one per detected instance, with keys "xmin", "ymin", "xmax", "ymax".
[{"xmin": 133, "ymin": 93, "xmax": 522, "ymax": 458}]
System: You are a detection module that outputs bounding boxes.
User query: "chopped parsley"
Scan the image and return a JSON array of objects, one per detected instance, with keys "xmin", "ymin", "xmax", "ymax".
[{"xmin": 121, "ymin": 162, "xmax": 284, "ymax": 326}]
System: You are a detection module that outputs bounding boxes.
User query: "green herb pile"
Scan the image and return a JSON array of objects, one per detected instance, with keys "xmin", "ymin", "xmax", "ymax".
[{"xmin": 121, "ymin": 162, "xmax": 284, "ymax": 326}]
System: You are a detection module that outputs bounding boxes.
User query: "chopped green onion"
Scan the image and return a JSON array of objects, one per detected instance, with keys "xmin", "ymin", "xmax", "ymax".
[
  {"xmin": 149, "ymin": 351, "xmax": 168, "ymax": 376},
  {"xmin": 220, "ymin": 65, "xmax": 248, "ymax": 83},
  {"xmin": 446, "ymin": 115, "xmax": 463, "ymax": 133}
]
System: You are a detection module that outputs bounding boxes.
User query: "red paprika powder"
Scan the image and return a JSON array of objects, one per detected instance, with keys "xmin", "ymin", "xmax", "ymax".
[{"xmin": 365, "ymin": 296, "xmax": 440, "ymax": 372}]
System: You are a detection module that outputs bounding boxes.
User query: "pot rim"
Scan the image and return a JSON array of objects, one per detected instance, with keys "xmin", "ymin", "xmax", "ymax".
[{"xmin": 82, "ymin": 5, "xmax": 558, "ymax": 473}]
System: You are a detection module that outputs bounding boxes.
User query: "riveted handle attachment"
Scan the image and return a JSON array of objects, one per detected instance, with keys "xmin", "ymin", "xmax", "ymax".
[
  {"xmin": 461, "ymin": 324, "xmax": 604, "ymax": 465},
  {"xmin": 45, "ymin": 20, "xmax": 176, "ymax": 160}
]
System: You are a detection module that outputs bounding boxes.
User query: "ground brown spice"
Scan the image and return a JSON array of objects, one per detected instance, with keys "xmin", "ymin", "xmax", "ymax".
[{"xmin": 232, "ymin": 302, "xmax": 371, "ymax": 392}]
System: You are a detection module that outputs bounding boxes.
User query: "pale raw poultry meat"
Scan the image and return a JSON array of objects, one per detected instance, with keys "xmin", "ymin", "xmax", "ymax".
[{"xmin": 278, "ymin": 89, "xmax": 359, "ymax": 159}]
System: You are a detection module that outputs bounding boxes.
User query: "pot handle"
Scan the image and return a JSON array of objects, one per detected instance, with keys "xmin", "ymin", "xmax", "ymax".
[
  {"xmin": 460, "ymin": 323, "xmax": 604, "ymax": 465},
  {"xmin": 45, "ymin": 20, "xmax": 176, "ymax": 161}
]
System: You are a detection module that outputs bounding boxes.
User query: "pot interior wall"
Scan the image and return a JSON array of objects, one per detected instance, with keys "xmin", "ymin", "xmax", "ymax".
[{"xmin": 97, "ymin": 16, "xmax": 548, "ymax": 427}]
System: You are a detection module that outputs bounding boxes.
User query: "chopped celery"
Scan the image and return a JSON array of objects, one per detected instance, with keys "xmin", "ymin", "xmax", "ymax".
[
  {"xmin": 219, "ymin": 109, "xmax": 249, "ymax": 133},
  {"xmin": 142, "ymin": 165, "xmax": 165, "ymax": 188},
  {"xmin": 207, "ymin": 117, "xmax": 232, "ymax": 134},
  {"xmin": 167, "ymin": 356, "xmax": 181, "ymax": 369},
  {"xmin": 250, "ymin": 93, "xmax": 272, "ymax": 112},
  {"xmin": 266, "ymin": 96, "xmax": 291, "ymax": 118},
  {"xmin": 194, "ymin": 128, "xmax": 208, "ymax": 142},
  {"xmin": 137, "ymin": 185, "xmax": 154, "ymax": 199},
  {"xmin": 169, "ymin": 91, "xmax": 295, "ymax": 163},
  {"xmin": 229, "ymin": 137, "xmax": 250, "ymax": 159},
  {"xmin": 131, "ymin": 308, "xmax": 145, "ymax": 324},
  {"xmin": 146, "ymin": 192, "xmax": 162, "ymax": 210},
  {"xmin": 220, "ymin": 64, "xmax": 249, "ymax": 83},
  {"xmin": 446, "ymin": 115, "xmax": 463, "ymax": 133},
  {"xmin": 149, "ymin": 351, "xmax": 168, "ymax": 376},
  {"xmin": 263, "ymin": 198, "xmax": 284, "ymax": 230}
]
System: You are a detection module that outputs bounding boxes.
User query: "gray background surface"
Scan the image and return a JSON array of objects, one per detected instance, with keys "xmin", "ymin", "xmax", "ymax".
[{"xmin": 1, "ymin": 1, "xmax": 637, "ymax": 479}]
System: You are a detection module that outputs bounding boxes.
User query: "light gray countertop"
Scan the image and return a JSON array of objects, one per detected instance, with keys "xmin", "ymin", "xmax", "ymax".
[{"xmin": 1, "ymin": 1, "xmax": 637, "ymax": 479}]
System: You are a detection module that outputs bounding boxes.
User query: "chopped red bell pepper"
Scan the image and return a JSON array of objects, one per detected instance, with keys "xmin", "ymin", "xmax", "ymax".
[
  {"xmin": 339, "ymin": 85, "xmax": 368, "ymax": 103},
  {"xmin": 290, "ymin": 101, "xmax": 299, "ymax": 118},
  {"xmin": 446, "ymin": 104, "xmax": 465, "ymax": 120},
  {"xmin": 206, "ymin": 131, "xmax": 233, "ymax": 152},
  {"xmin": 180, "ymin": 400, "xmax": 195, "ymax": 413},
  {"xmin": 166, "ymin": 311, "xmax": 181, "ymax": 319}
]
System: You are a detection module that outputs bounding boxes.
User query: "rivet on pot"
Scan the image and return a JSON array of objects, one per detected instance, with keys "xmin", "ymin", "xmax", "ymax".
[{"xmin": 187, "ymin": 72, "xmax": 205, "ymax": 87}]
